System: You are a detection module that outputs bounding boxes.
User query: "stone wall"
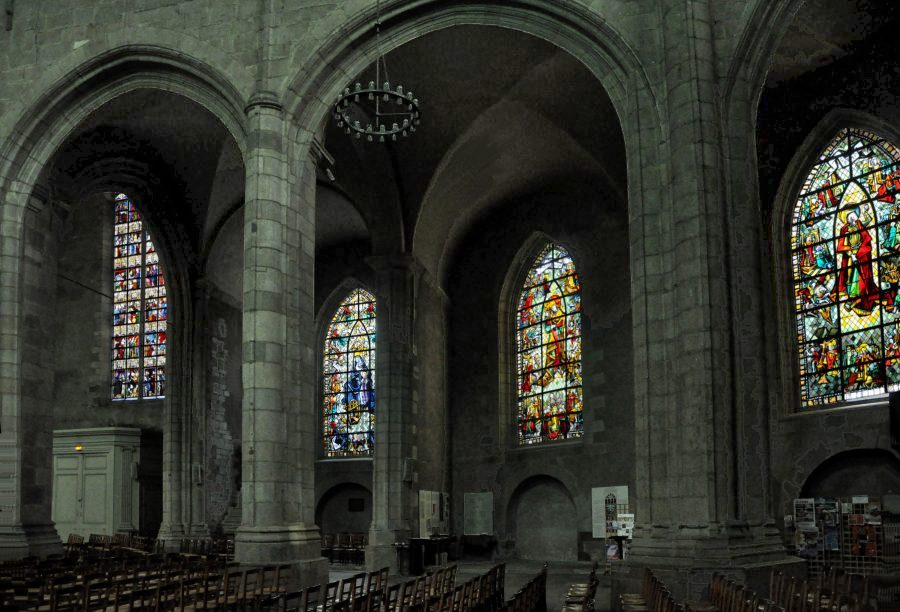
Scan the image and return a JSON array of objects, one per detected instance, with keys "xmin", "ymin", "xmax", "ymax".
[
  {"xmin": 757, "ymin": 30, "xmax": 900, "ymax": 517},
  {"xmin": 446, "ymin": 177, "xmax": 632, "ymax": 561},
  {"xmin": 205, "ymin": 294, "xmax": 242, "ymax": 530},
  {"xmin": 53, "ymin": 194, "xmax": 166, "ymax": 431}
]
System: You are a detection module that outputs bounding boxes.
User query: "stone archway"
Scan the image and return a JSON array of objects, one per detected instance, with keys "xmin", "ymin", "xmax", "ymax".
[
  {"xmin": 507, "ymin": 475, "xmax": 578, "ymax": 561},
  {"xmin": 0, "ymin": 48, "xmax": 247, "ymax": 558}
]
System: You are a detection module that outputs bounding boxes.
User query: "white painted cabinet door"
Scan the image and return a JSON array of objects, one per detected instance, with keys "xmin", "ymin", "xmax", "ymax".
[{"xmin": 52, "ymin": 453, "xmax": 111, "ymax": 541}]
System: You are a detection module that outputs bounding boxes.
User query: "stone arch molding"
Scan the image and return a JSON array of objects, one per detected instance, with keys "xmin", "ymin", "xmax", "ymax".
[
  {"xmin": 770, "ymin": 108, "xmax": 900, "ymax": 414},
  {"xmin": 281, "ymin": 0, "xmax": 659, "ymax": 165},
  {"xmin": 722, "ymin": 0, "xmax": 806, "ymax": 114},
  {"xmin": 0, "ymin": 45, "xmax": 248, "ymax": 425}
]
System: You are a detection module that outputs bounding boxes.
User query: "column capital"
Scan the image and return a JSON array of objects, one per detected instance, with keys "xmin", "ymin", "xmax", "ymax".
[{"xmin": 245, "ymin": 91, "xmax": 283, "ymax": 115}]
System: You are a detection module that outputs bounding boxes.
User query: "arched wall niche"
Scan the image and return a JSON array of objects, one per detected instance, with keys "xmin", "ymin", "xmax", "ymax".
[
  {"xmin": 315, "ymin": 482, "xmax": 374, "ymax": 537},
  {"xmin": 800, "ymin": 449, "xmax": 900, "ymax": 499},
  {"xmin": 504, "ymin": 474, "xmax": 579, "ymax": 562}
]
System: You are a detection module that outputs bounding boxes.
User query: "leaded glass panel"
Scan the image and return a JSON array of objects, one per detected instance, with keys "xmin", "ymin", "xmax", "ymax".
[
  {"xmin": 323, "ymin": 289, "xmax": 376, "ymax": 457},
  {"xmin": 791, "ymin": 128, "xmax": 900, "ymax": 408},
  {"xmin": 112, "ymin": 194, "xmax": 167, "ymax": 400},
  {"xmin": 516, "ymin": 243, "xmax": 583, "ymax": 444}
]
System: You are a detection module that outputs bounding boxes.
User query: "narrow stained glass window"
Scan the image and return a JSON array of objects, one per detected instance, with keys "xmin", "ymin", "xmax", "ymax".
[
  {"xmin": 516, "ymin": 243, "xmax": 583, "ymax": 445},
  {"xmin": 791, "ymin": 128, "xmax": 900, "ymax": 408},
  {"xmin": 112, "ymin": 193, "xmax": 167, "ymax": 400},
  {"xmin": 323, "ymin": 289, "xmax": 376, "ymax": 457}
]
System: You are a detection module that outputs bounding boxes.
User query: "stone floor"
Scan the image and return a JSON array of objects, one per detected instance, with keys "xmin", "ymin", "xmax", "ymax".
[{"xmin": 330, "ymin": 558, "xmax": 609, "ymax": 611}]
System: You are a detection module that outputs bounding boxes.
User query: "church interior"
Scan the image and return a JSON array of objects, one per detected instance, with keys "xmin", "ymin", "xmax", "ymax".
[{"xmin": 1, "ymin": 0, "xmax": 900, "ymax": 610}]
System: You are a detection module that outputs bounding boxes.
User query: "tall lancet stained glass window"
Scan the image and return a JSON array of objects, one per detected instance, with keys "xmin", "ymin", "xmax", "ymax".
[
  {"xmin": 516, "ymin": 243, "xmax": 583, "ymax": 444},
  {"xmin": 112, "ymin": 194, "xmax": 167, "ymax": 400},
  {"xmin": 323, "ymin": 289, "xmax": 376, "ymax": 457},
  {"xmin": 792, "ymin": 128, "xmax": 900, "ymax": 408}
]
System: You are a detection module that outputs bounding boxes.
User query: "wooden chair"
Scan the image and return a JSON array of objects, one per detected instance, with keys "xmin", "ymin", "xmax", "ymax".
[
  {"xmin": 323, "ymin": 579, "xmax": 340, "ymax": 608},
  {"xmin": 384, "ymin": 582, "xmax": 402, "ymax": 612},
  {"xmin": 367, "ymin": 566, "xmax": 389, "ymax": 594},
  {"xmin": 302, "ymin": 583, "xmax": 322, "ymax": 612}
]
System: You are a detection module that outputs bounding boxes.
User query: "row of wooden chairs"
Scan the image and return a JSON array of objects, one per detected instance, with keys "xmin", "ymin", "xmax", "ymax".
[
  {"xmin": 701, "ymin": 573, "xmax": 782, "ymax": 612},
  {"xmin": 768, "ymin": 569, "xmax": 869, "ymax": 612},
  {"xmin": 502, "ymin": 564, "xmax": 546, "ymax": 612},
  {"xmin": 261, "ymin": 564, "xmax": 464, "ymax": 612},
  {"xmin": 321, "ymin": 534, "xmax": 368, "ymax": 566},
  {"xmin": 620, "ymin": 568, "xmax": 681, "ymax": 612},
  {"xmin": 562, "ymin": 561, "xmax": 599, "ymax": 611},
  {"xmin": 180, "ymin": 537, "xmax": 235, "ymax": 559},
  {"xmin": 1, "ymin": 553, "xmax": 284, "ymax": 611}
]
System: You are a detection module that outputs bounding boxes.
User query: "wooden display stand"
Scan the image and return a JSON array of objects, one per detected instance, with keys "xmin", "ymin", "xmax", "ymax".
[{"xmin": 51, "ymin": 428, "xmax": 141, "ymax": 543}]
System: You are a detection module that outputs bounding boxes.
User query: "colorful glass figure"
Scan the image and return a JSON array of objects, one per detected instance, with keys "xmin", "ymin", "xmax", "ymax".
[
  {"xmin": 516, "ymin": 243, "xmax": 583, "ymax": 444},
  {"xmin": 791, "ymin": 128, "xmax": 900, "ymax": 407},
  {"xmin": 323, "ymin": 289, "xmax": 376, "ymax": 457},
  {"xmin": 112, "ymin": 194, "xmax": 167, "ymax": 400}
]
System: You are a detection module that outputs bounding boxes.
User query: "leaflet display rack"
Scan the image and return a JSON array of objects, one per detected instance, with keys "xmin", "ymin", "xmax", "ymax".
[{"xmin": 791, "ymin": 496, "xmax": 900, "ymax": 577}]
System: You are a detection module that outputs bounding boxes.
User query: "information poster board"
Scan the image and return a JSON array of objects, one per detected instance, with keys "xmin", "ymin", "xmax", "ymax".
[
  {"xmin": 591, "ymin": 486, "xmax": 629, "ymax": 538},
  {"xmin": 464, "ymin": 492, "xmax": 493, "ymax": 535}
]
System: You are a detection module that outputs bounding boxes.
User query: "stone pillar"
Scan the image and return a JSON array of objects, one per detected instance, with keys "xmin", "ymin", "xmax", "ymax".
[
  {"xmin": 235, "ymin": 92, "xmax": 326, "ymax": 587},
  {"xmin": 621, "ymin": 0, "xmax": 788, "ymax": 597},
  {"xmin": 367, "ymin": 255, "xmax": 419, "ymax": 572},
  {"xmin": 157, "ymin": 302, "xmax": 187, "ymax": 548},
  {"xmin": 0, "ymin": 186, "xmax": 64, "ymax": 559},
  {"xmin": 188, "ymin": 282, "xmax": 208, "ymax": 537}
]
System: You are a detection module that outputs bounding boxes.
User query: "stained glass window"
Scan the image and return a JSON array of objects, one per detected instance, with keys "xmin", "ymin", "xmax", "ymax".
[
  {"xmin": 516, "ymin": 243, "xmax": 583, "ymax": 444},
  {"xmin": 112, "ymin": 193, "xmax": 167, "ymax": 400},
  {"xmin": 791, "ymin": 128, "xmax": 900, "ymax": 408},
  {"xmin": 323, "ymin": 289, "xmax": 376, "ymax": 457}
]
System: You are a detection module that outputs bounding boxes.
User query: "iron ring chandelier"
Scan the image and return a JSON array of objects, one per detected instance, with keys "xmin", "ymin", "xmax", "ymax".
[{"xmin": 333, "ymin": 81, "xmax": 421, "ymax": 142}]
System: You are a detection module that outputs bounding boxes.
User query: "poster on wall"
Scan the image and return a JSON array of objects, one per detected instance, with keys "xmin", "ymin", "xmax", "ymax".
[
  {"xmin": 616, "ymin": 513, "xmax": 635, "ymax": 539},
  {"xmin": 464, "ymin": 492, "xmax": 493, "ymax": 535},
  {"xmin": 591, "ymin": 486, "xmax": 629, "ymax": 538}
]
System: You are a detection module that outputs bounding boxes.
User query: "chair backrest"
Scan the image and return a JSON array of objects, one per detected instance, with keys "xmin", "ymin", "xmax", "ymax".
[
  {"xmin": 400, "ymin": 579, "xmax": 416, "ymax": 605},
  {"xmin": 385, "ymin": 582, "xmax": 401, "ymax": 612},
  {"xmin": 352, "ymin": 571, "xmax": 367, "ymax": 597},
  {"xmin": 340, "ymin": 577, "xmax": 355, "ymax": 601},
  {"xmin": 324, "ymin": 579, "xmax": 340, "ymax": 605},
  {"xmin": 281, "ymin": 590, "xmax": 303, "ymax": 612},
  {"xmin": 366, "ymin": 567, "xmax": 385, "ymax": 593},
  {"xmin": 302, "ymin": 584, "xmax": 322, "ymax": 612}
]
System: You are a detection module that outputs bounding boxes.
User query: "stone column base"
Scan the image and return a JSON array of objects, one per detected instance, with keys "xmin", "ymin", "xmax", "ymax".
[
  {"xmin": 235, "ymin": 524, "xmax": 328, "ymax": 588},
  {"xmin": 613, "ymin": 526, "xmax": 801, "ymax": 601},
  {"xmin": 156, "ymin": 521, "xmax": 186, "ymax": 551},
  {"xmin": 0, "ymin": 523, "xmax": 62, "ymax": 560},
  {"xmin": 367, "ymin": 527, "xmax": 409, "ymax": 573}
]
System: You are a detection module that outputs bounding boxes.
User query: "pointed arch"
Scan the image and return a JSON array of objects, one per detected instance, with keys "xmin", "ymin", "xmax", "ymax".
[
  {"xmin": 322, "ymin": 288, "xmax": 377, "ymax": 457},
  {"xmin": 512, "ymin": 241, "xmax": 583, "ymax": 445},
  {"xmin": 788, "ymin": 127, "xmax": 900, "ymax": 407}
]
